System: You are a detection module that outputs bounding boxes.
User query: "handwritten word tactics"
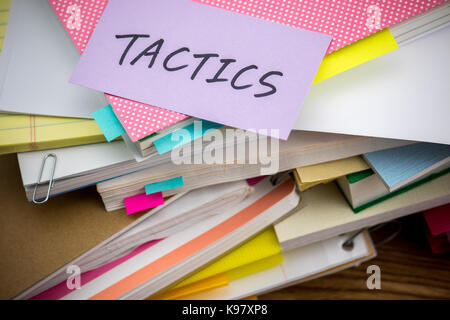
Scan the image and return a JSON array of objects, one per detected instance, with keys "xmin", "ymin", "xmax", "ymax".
[{"xmin": 71, "ymin": 0, "xmax": 331, "ymax": 139}]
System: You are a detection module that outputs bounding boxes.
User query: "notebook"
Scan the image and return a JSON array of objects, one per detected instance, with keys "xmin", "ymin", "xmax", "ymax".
[
  {"xmin": 30, "ymin": 227, "xmax": 282, "ymax": 300},
  {"xmin": 136, "ymin": 118, "xmax": 196, "ymax": 156},
  {"xmin": 96, "ymin": 133, "xmax": 411, "ymax": 211},
  {"xmin": 0, "ymin": 0, "xmax": 108, "ymax": 118},
  {"xmin": 169, "ymin": 227, "xmax": 282, "ymax": 291},
  {"xmin": 337, "ymin": 167, "xmax": 450, "ymax": 213},
  {"xmin": 177, "ymin": 231, "xmax": 376, "ymax": 300},
  {"xmin": 294, "ymin": 24, "xmax": 450, "ymax": 145},
  {"xmin": 0, "ymin": 113, "xmax": 106, "ymax": 155},
  {"xmin": 19, "ymin": 131, "xmax": 411, "ymax": 205},
  {"xmin": 17, "ymin": 177, "xmax": 300, "ymax": 299},
  {"xmin": 363, "ymin": 143, "xmax": 450, "ymax": 191},
  {"xmin": 0, "ymin": 153, "xmax": 260, "ymax": 299},
  {"xmin": 274, "ymin": 172, "xmax": 450, "ymax": 251},
  {"xmin": 96, "ymin": 133, "xmax": 410, "ymax": 211},
  {"xmin": 78, "ymin": 181, "xmax": 253, "ymax": 271}
]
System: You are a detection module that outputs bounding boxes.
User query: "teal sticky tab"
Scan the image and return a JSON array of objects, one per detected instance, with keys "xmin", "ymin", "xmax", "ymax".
[
  {"xmin": 154, "ymin": 120, "xmax": 223, "ymax": 154},
  {"xmin": 145, "ymin": 176, "xmax": 184, "ymax": 194},
  {"xmin": 92, "ymin": 104, "xmax": 125, "ymax": 142}
]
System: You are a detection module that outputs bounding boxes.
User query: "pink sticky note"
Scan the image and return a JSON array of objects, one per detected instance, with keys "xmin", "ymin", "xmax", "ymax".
[
  {"xmin": 30, "ymin": 239, "xmax": 162, "ymax": 300},
  {"xmin": 124, "ymin": 192, "xmax": 165, "ymax": 215},
  {"xmin": 423, "ymin": 204, "xmax": 450, "ymax": 236},
  {"xmin": 70, "ymin": 0, "xmax": 332, "ymax": 140}
]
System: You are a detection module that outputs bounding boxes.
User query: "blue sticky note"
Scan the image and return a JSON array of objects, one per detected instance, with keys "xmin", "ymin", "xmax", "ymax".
[
  {"xmin": 154, "ymin": 120, "xmax": 223, "ymax": 154},
  {"xmin": 145, "ymin": 176, "xmax": 184, "ymax": 194},
  {"xmin": 92, "ymin": 104, "xmax": 125, "ymax": 142}
]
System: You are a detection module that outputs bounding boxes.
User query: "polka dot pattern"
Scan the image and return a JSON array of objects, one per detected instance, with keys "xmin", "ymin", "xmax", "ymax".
[
  {"xmin": 105, "ymin": 94, "xmax": 186, "ymax": 138},
  {"xmin": 197, "ymin": 0, "xmax": 446, "ymax": 54},
  {"xmin": 50, "ymin": 0, "xmax": 107, "ymax": 53},
  {"xmin": 49, "ymin": 0, "xmax": 446, "ymax": 141}
]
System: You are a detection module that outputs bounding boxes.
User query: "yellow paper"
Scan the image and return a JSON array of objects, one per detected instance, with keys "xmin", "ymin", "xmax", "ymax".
[
  {"xmin": 297, "ymin": 179, "xmax": 335, "ymax": 192},
  {"xmin": 0, "ymin": 113, "xmax": 106, "ymax": 155},
  {"xmin": 0, "ymin": 25, "xmax": 6, "ymax": 36},
  {"xmin": 152, "ymin": 273, "xmax": 228, "ymax": 300},
  {"xmin": 296, "ymin": 156, "xmax": 370, "ymax": 184},
  {"xmin": 293, "ymin": 166, "xmax": 335, "ymax": 192},
  {"xmin": 313, "ymin": 28, "xmax": 398, "ymax": 84},
  {"xmin": 151, "ymin": 229, "xmax": 282, "ymax": 300},
  {"xmin": 0, "ymin": 1, "xmax": 10, "ymax": 51},
  {"xmin": 174, "ymin": 227, "xmax": 281, "ymax": 288},
  {"xmin": 0, "ymin": 0, "xmax": 10, "ymax": 11},
  {"xmin": 0, "ymin": 12, "xmax": 8, "ymax": 23},
  {"xmin": 227, "ymin": 252, "xmax": 283, "ymax": 281},
  {"xmin": 156, "ymin": 252, "xmax": 283, "ymax": 300}
]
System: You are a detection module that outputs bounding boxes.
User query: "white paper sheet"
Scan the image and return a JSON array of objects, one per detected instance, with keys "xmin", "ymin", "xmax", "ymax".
[
  {"xmin": 184, "ymin": 233, "xmax": 371, "ymax": 300},
  {"xmin": 0, "ymin": 0, "xmax": 107, "ymax": 118},
  {"xmin": 17, "ymin": 141, "xmax": 133, "ymax": 186},
  {"xmin": 294, "ymin": 26, "xmax": 450, "ymax": 145}
]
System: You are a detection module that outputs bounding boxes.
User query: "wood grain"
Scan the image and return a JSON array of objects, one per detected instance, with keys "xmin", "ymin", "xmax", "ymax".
[{"xmin": 262, "ymin": 214, "xmax": 450, "ymax": 299}]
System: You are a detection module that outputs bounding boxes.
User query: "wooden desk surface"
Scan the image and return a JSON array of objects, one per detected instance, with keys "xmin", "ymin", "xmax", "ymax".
[
  {"xmin": 262, "ymin": 214, "xmax": 450, "ymax": 299},
  {"xmin": 1, "ymin": 153, "xmax": 449, "ymax": 300}
]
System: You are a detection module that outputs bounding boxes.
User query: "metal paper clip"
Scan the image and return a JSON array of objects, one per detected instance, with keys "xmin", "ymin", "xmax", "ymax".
[{"xmin": 32, "ymin": 153, "xmax": 57, "ymax": 204}]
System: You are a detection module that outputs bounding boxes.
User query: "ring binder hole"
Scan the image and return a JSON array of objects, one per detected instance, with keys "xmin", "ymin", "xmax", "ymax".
[
  {"xmin": 342, "ymin": 240, "xmax": 354, "ymax": 251},
  {"xmin": 342, "ymin": 228, "xmax": 364, "ymax": 251}
]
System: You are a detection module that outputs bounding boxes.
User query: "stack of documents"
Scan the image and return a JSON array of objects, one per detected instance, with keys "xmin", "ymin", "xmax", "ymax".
[{"xmin": 0, "ymin": 0, "xmax": 449, "ymax": 300}]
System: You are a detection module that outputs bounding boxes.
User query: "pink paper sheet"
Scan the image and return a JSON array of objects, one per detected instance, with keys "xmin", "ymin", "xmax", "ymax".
[{"xmin": 30, "ymin": 239, "xmax": 162, "ymax": 300}]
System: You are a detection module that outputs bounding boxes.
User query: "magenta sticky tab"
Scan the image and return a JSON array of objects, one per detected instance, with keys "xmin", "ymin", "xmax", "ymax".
[{"xmin": 124, "ymin": 192, "xmax": 165, "ymax": 215}]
